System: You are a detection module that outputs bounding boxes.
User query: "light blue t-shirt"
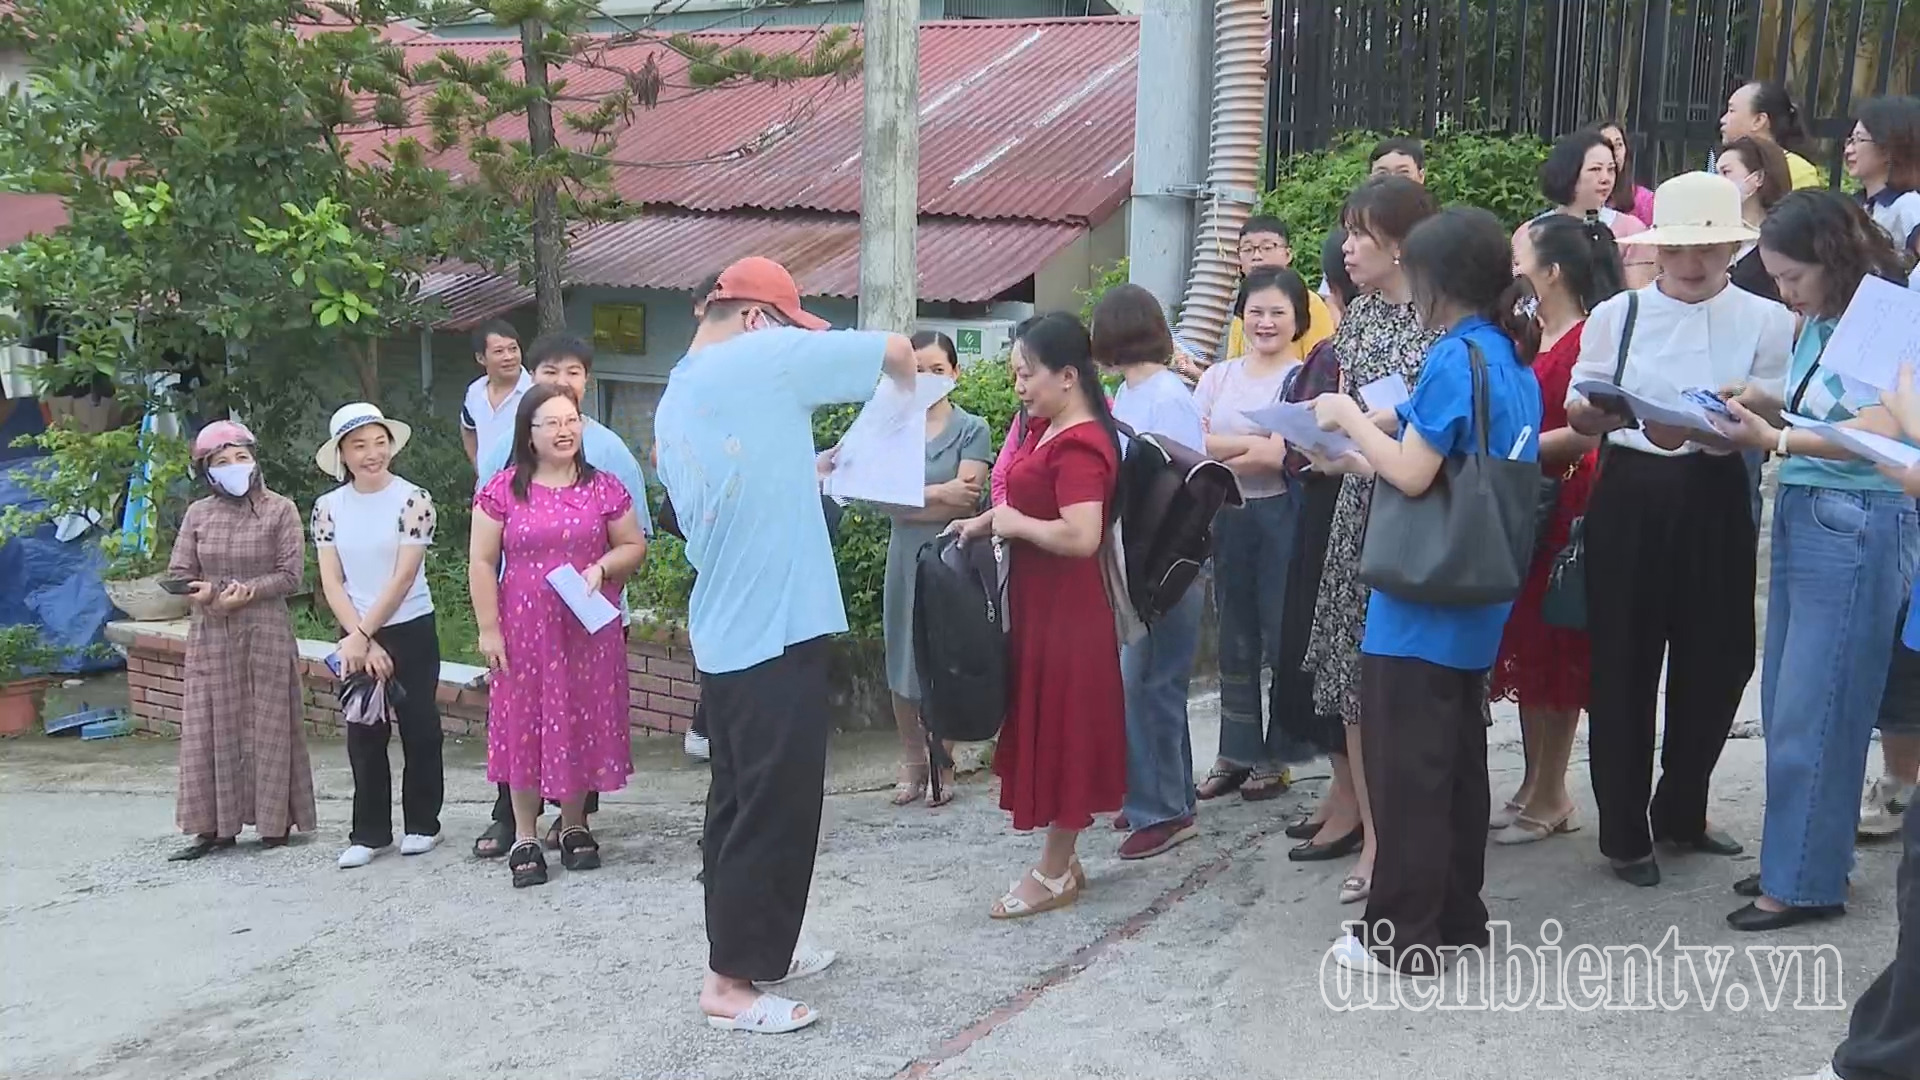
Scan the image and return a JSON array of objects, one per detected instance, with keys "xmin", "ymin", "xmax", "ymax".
[
  {"xmin": 1778, "ymin": 317, "xmax": 1905, "ymax": 493},
  {"xmin": 653, "ymin": 326, "xmax": 889, "ymax": 675},
  {"xmin": 1361, "ymin": 316, "xmax": 1543, "ymax": 672},
  {"xmin": 477, "ymin": 416, "xmax": 654, "ymax": 535}
]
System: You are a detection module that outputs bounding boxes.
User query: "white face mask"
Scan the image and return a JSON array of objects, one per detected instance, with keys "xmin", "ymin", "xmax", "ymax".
[{"xmin": 208, "ymin": 462, "xmax": 255, "ymax": 497}]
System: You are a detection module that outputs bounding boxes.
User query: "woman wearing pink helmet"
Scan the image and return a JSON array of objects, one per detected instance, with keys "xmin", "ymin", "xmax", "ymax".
[{"xmin": 165, "ymin": 421, "xmax": 316, "ymax": 861}]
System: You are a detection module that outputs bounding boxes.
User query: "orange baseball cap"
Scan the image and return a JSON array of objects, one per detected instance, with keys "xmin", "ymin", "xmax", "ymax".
[{"xmin": 707, "ymin": 256, "xmax": 828, "ymax": 331}]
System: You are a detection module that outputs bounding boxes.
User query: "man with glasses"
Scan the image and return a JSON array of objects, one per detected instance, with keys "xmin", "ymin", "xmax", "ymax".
[
  {"xmin": 468, "ymin": 331, "xmax": 653, "ymax": 860},
  {"xmin": 655, "ymin": 256, "xmax": 916, "ymax": 1034},
  {"xmin": 1216, "ymin": 215, "xmax": 1337, "ymax": 371}
]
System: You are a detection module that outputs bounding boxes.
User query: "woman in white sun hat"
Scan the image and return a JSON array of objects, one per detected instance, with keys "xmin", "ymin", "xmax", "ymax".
[
  {"xmin": 310, "ymin": 402, "xmax": 445, "ymax": 870},
  {"xmin": 1565, "ymin": 170, "xmax": 1795, "ymax": 889}
]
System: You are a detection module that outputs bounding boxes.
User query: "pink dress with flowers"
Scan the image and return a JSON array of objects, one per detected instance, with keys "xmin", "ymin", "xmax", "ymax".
[{"xmin": 475, "ymin": 469, "xmax": 634, "ymax": 801}]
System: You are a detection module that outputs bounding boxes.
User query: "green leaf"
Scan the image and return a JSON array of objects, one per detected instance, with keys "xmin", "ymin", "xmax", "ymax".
[
  {"xmin": 291, "ymin": 267, "xmax": 306, "ymax": 286},
  {"xmin": 112, "ymin": 190, "xmax": 134, "ymax": 209},
  {"xmin": 318, "ymin": 305, "xmax": 341, "ymax": 327}
]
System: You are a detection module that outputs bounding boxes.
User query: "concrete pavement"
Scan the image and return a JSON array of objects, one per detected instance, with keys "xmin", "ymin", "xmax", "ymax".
[{"xmin": 0, "ymin": 683, "xmax": 1904, "ymax": 1080}]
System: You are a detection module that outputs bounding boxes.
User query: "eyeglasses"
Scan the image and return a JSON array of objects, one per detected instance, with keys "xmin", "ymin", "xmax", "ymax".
[
  {"xmin": 1238, "ymin": 241, "xmax": 1286, "ymax": 257},
  {"xmin": 531, "ymin": 416, "xmax": 584, "ymax": 432},
  {"xmin": 1846, "ymin": 133, "xmax": 1875, "ymax": 147}
]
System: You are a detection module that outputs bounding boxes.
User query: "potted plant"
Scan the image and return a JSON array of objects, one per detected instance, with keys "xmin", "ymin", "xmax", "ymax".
[
  {"xmin": 0, "ymin": 624, "xmax": 67, "ymax": 736},
  {"xmin": 0, "ymin": 421, "xmax": 193, "ymax": 622}
]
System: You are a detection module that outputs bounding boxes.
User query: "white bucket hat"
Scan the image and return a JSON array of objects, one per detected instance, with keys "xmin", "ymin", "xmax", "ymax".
[
  {"xmin": 1617, "ymin": 171, "xmax": 1758, "ymax": 247},
  {"xmin": 315, "ymin": 402, "xmax": 413, "ymax": 480}
]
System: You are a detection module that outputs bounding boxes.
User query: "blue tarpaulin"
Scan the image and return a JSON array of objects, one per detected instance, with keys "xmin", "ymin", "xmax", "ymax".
[{"xmin": 0, "ymin": 430, "xmax": 121, "ymax": 675}]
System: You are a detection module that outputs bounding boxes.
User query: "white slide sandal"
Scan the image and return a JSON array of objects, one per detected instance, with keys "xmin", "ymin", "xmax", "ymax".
[
  {"xmin": 759, "ymin": 943, "xmax": 837, "ymax": 987},
  {"xmin": 706, "ymin": 993, "xmax": 819, "ymax": 1034}
]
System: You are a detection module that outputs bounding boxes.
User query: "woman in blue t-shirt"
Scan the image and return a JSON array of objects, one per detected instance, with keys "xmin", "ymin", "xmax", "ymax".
[
  {"xmin": 1710, "ymin": 190, "xmax": 1916, "ymax": 931},
  {"xmin": 1308, "ymin": 206, "xmax": 1543, "ymax": 978}
]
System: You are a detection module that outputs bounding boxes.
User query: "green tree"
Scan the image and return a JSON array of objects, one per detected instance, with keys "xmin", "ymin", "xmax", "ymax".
[{"xmin": 410, "ymin": 0, "xmax": 862, "ymax": 331}]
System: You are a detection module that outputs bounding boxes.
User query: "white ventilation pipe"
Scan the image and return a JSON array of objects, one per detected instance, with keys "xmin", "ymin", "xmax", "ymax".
[{"xmin": 1172, "ymin": 0, "xmax": 1269, "ymax": 363}]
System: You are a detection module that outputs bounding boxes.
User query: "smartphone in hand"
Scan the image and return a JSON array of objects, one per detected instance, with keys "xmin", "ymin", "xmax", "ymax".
[
  {"xmin": 323, "ymin": 652, "xmax": 344, "ymax": 678},
  {"xmin": 158, "ymin": 578, "xmax": 195, "ymax": 596},
  {"xmin": 1588, "ymin": 392, "xmax": 1638, "ymax": 425}
]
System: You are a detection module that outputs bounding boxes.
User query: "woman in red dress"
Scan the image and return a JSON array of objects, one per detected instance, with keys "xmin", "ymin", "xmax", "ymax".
[
  {"xmin": 953, "ymin": 311, "xmax": 1126, "ymax": 919},
  {"xmin": 1488, "ymin": 212, "xmax": 1625, "ymax": 844}
]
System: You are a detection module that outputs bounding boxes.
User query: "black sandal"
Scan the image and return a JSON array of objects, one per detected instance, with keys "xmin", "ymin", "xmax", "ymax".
[
  {"xmin": 260, "ymin": 833, "xmax": 290, "ymax": 849},
  {"xmin": 473, "ymin": 820, "xmax": 513, "ymax": 859},
  {"xmin": 167, "ymin": 835, "xmax": 235, "ymax": 862},
  {"xmin": 1196, "ymin": 766, "xmax": 1251, "ymax": 801},
  {"xmin": 559, "ymin": 826, "xmax": 601, "ymax": 871},
  {"xmin": 509, "ymin": 839, "xmax": 548, "ymax": 888}
]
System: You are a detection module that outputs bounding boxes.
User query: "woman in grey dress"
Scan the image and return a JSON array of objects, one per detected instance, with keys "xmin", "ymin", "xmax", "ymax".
[{"xmin": 885, "ymin": 332, "xmax": 994, "ymax": 806}]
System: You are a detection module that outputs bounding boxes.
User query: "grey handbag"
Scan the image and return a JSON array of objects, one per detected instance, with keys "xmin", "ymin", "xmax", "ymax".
[{"xmin": 1356, "ymin": 342, "xmax": 1541, "ymax": 606}]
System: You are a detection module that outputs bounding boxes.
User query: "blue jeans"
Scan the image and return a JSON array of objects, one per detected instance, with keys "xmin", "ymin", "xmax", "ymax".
[
  {"xmin": 1760, "ymin": 486, "xmax": 1920, "ymax": 907},
  {"xmin": 1213, "ymin": 492, "xmax": 1314, "ymax": 770},
  {"xmin": 1122, "ymin": 582, "xmax": 1203, "ymax": 830}
]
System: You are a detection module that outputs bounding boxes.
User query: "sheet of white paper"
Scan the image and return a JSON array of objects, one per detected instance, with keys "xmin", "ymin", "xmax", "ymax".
[
  {"xmin": 545, "ymin": 563, "xmax": 621, "ymax": 634},
  {"xmin": 1358, "ymin": 374, "xmax": 1411, "ymax": 413},
  {"xmin": 824, "ymin": 375, "xmax": 956, "ymax": 508},
  {"xmin": 1781, "ymin": 413, "xmax": 1920, "ymax": 469},
  {"xmin": 1817, "ymin": 274, "xmax": 1920, "ymax": 392},
  {"xmin": 1240, "ymin": 400, "xmax": 1358, "ymax": 457},
  {"xmin": 1570, "ymin": 379, "xmax": 1722, "ymax": 435}
]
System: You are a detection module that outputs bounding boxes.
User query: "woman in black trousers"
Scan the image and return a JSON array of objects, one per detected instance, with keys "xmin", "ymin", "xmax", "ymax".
[{"xmin": 1566, "ymin": 173, "xmax": 1795, "ymax": 886}]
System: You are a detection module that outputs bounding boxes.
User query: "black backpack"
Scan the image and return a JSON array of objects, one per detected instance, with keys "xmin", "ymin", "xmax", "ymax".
[
  {"xmin": 1113, "ymin": 422, "xmax": 1244, "ymax": 624},
  {"xmin": 911, "ymin": 533, "xmax": 1008, "ymax": 802}
]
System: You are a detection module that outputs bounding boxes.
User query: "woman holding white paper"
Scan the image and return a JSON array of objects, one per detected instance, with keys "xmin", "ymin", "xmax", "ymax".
[
  {"xmin": 470, "ymin": 384, "xmax": 648, "ymax": 888},
  {"xmin": 882, "ymin": 331, "xmax": 992, "ymax": 806},
  {"xmin": 1702, "ymin": 190, "xmax": 1916, "ymax": 930}
]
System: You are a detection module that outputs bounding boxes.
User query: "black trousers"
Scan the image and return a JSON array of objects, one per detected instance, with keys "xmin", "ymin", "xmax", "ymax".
[
  {"xmin": 1275, "ymin": 475, "xmax": 1346, "ymax": 757},
  {"xmin": 347, "ymin": 614, "xmax": 445, "ymax": 848},
  {"xmin": 491, "ymin": 786, "xmax": 599, "ymax": 823},
  {"xmin": 1583, "ymin": 449, "xmax": 1756, "ymax": 862},
  {"xmin": 703, "ymin": 636, "xmax": 833, "ymax": 983},
  {"xmin": 1357, "ymin": 654, "xmax": 1491, "ymax": 976},
  {"xmin": 1834, "ymin": 801, "xmax": 1920, "ymax": 1080}
]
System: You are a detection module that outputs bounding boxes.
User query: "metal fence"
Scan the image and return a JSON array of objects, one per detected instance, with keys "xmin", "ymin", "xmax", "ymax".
[{"xmin": 1265, "ymin": 0, "xmax": 1920, "ymax": 188}]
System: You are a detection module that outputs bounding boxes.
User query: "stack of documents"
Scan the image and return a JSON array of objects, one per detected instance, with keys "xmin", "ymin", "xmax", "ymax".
[
  {"xmin": 1570, "ymin": 380, "xmax": 1725, "ymax": 437},
  {"xmin": 823, "ymin": 375, "xmax": 956, "ymax": 508},
  {"xmin": 1241, "ymin": 400, "xmax": 1358, "ymax": 457}
]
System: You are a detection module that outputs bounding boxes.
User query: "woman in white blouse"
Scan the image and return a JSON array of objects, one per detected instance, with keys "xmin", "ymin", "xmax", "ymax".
[
  {"xmin": 1566, "ymin": 172, "xmax": 1795, "ymax": 888},
  {"xmin": 311, "ymin": 403, "xmax": 444, "ymax": 870}
]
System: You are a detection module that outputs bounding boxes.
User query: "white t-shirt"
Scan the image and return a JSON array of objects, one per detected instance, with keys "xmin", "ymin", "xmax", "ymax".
[
  {"xmin": 461, "ymin": 370, "xmax": 532, "ymax": 476},
  {"xmin": 311, "ymin": 476, "xmax": 435, "ymax": 628},
  {"xmin": 1864, "ymin": 188, "xmax": 1920, "ymax": 262},
  {"xmin": 1193, "ymin": 357, "xmax": 1298, "ymax": 499},
  {"xmin": 1112, "ymin": 368, "xmax": 1206, "ymax": 456},
  {"xmin": 1566, "ymin": 283, "xmax": 1794, "ymax": 457}
]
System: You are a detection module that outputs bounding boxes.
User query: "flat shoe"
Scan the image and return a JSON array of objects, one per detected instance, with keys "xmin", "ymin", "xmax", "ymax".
[
  {"xmin": 1491, "ymin": 809, "xmax": 1580, "ymax": 846},
  {"xmin": 1196, "ymin": 766, "xmax": 1250, "ymax": 801},
  {"xmin": 1657, "ymin": 827, "xmax": 1744, "ymax": 856},
  {"xmin": 1283, "ymin": 816, "xmax": 1323, "ymax": 841},
  {"xmin": 1489, "ymin": 799, "xmax": 1524, "ymax": 831},
  {"xmin": 1287, "ymin": 826, "xmax": 1363, "ymax": 862},
  {"xmin": 167, "ymin": 836, "xmax": 235, "ymax": 862},
  {"xmin": 1611, "ymin": 857, "xmax": 1661, "ymax": 888},
  {"xmin": 758, "ymin": 943, "xmax": 837, "ymax": 987},
  {"xmin": 1726, "ymin": 902, "xmax": 1844, "ymax": 932},
  {"xmin": 706, "ymin": 993, "xmax": 818, "ymax": 1034},
  {"xmin": 1733, "ymin": 873, "xmax": 1762, "ymax": 898}
]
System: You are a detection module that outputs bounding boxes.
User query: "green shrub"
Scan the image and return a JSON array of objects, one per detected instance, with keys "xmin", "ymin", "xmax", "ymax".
[{"xmin": 1260, "ymin": 129, "xmax": 1548, "ymax": 285}]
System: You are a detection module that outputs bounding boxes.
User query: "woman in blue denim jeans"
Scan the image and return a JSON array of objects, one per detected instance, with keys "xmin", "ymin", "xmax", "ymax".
[{"xmin": 1717, "ymin": 189, "xmax": 1920, "ymax": 931}]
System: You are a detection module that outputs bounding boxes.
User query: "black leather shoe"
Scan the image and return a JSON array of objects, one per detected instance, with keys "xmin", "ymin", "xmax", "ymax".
[
  {"xmin": 1733, "ymin": 873, "xmax": 1762, "ymax": 897},
  {"xmin": 1658, "ymin": 828, "xmax": 1744, "ymax": 856},
  {"xmin": 1726, "ymin": 902, "xmax": 1844, "ymax": 931},
  {"xmin": 1288, "ymin": 826, "xmax": 1363, "ymax": 862},
  {"xmin": 1284, "ymin": 816, "xmax": 1323, "ymax": 841},
  {"xmin": 1611, "ymin": 857, "xmax": 1661, "ymax": 887}
]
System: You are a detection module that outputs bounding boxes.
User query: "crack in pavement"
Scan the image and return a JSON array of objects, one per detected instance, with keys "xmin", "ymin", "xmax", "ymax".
[{"xmin": 892, "ymin": 812, "xmax": 1292, "ymax": 1079}]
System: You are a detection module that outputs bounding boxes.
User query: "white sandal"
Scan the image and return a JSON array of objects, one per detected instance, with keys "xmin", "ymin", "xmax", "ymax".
[
  {"xmin": 758, "ymin": 943, "xmax": 837, "ymax": 987},
  {"xmin": 989, "ymin": 866, "xmax": 1078, "ymax": 920},
  {"xmin": 706, "ymin": 993, "xmax": 819, "ymax": 1034}
]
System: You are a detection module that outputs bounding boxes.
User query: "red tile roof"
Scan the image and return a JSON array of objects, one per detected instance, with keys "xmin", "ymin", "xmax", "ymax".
[
  {"xmin": 378, "ymin": 17, "xmax": 1138, "ymax": 224},
  {"xmin": 422, "ymin": 209, "xmax": 1084, "ymax": 328}
]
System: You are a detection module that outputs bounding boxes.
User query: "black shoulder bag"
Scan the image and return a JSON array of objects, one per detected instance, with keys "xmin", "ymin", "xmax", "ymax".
[
  {"xmin": 1541, "ymin": 291, "xmax": 1639, "ymax": 630},
  {"xmin": 1355, "ymin": 342, "xmax": 1542, "ymax": 605}
]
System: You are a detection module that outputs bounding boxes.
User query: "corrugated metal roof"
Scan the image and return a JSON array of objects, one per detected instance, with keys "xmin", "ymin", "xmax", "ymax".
[
  {"xmin": 420, "ymin": 210, "xmax": 1083, "ymax": 329},
  {"xmin": 377, "ymin": 17, "xmax": 1137, "ymax": 224}
]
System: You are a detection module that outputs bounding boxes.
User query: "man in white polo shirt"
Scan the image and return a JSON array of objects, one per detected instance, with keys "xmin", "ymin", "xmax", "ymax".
[{"xmin": 459, "ymin": 319, "xmax": 531, "ymax": 469}]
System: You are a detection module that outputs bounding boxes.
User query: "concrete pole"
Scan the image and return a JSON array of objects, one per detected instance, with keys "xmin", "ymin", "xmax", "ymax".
[
  {"xmin": 1126, "ymin": 0, "xmax": 1211, "ymax": 321},
  {"xmin": 857, "ymin": 0, "xmax": 919, "ymax": 331}
]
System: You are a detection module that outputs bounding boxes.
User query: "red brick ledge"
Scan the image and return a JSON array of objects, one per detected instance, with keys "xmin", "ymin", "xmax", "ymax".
[{"xmin": 105, "ymin": 619, "xmax": 698, "ymax": 739}]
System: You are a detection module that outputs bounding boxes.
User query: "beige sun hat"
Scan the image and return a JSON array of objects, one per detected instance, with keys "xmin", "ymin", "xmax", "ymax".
[
  {"xmin": 1616, "ymin": 171, "xmax": 1758, "ymax": 247},
  {"xmin": 315, "ymin": 402, "xmax": 413, "ymax": 480}
]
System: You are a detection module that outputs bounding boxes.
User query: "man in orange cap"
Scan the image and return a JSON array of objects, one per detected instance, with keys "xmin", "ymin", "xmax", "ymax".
[{"xmin": 655, "ymin": 256, "xmax": 916, "ymax": 1033}]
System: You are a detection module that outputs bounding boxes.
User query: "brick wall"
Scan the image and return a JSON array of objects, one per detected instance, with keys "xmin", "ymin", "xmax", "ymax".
[{"xmin": 112, "ymin": 622, "xmax": 700, "ymax": 739}]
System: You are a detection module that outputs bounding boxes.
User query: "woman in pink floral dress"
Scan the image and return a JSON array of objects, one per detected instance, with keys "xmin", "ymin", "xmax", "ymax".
[{"xmin": 469, "ymin": 385, "xmax": 649, "ymax": 887}]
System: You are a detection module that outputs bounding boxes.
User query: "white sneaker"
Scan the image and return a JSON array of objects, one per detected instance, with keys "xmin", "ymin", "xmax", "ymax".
[
  {"xmin": 684, "ymin": 728, "xmax": 711, "ymax": 763},
  {"xmin": 1858, "ymin": 777, "xmax": 1914, "ymax": 838},
  {"xmin": 338, "ymin": 843, "xmax": 392, "ymax": 869},
  {"xmin": 400, "ymin": 833, "xmax": 440, "ymax": 856}
]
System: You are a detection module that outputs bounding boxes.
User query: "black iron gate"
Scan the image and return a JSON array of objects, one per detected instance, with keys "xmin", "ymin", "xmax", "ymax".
[{"xmin": 1266, "ymin": 0, "xmax": 1920, "ymax": 188}]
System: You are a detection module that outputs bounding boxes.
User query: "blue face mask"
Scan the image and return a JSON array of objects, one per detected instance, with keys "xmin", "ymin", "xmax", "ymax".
[{"xmin": 208, "ymin": 462, "xmax": 255, "ymax": 498}]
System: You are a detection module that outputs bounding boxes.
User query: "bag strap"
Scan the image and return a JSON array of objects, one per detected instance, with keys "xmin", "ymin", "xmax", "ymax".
[
  {"xmin": 1466, "ymin": 340, "xmax": 1492, "ymax": 456},
  {"xmin": 1611, "ymin": 292, "xmax": 1638, "ymax": 387}
]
